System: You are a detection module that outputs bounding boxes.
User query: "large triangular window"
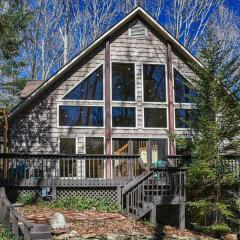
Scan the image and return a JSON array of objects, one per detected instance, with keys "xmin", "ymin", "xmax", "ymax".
[
  {"xmin": 174, "ymin": 69, "xmax": 197, "ymax": 103},
  {"xmin": 63, "ymin": 65, "xmax": 103, "ymax": 100}
]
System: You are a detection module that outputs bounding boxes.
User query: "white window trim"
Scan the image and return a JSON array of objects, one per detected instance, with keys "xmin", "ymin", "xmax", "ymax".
[
  {"xmin": 111, "ymin": 61, "xmax": 137, "ymax": 104},
  {"xmin": 58, "ymin": 137, "xmax": 78, "ymax": 154},
  {"xmin": 57, "ymin": 104, "xmax": 105, "ymax": 129},
  {"xmin": 174, "ymin": 107, "xmax": 194, "ymax": 130},
  {"xmin": 172, "ymin": 65, "xmax": 196, "ymax": 106},
  {"xmin": 111, "ymin": 105, "xmax": 137, "ymax": 129},
  {"xmin": 142, "ymin": 106, "xmax": 168, "ymax": 130},
  {"xmin": 141, "ymin": 62, "xmax": 168, "ymax": 105},
  {"xmin": 60, "ymin": 63, "xmax": 105, "ymax": 101},
  {"xmin": 84, "ymin": 136, "xmax": 106, "ymax": 179}
]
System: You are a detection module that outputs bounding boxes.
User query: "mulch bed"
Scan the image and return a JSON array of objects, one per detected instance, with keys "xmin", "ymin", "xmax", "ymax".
[{"xmin": 18, "ymin": 205, "xmax": 156, "ymax": 236}]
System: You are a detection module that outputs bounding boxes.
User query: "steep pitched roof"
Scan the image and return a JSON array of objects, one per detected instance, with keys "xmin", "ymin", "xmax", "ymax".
[{"xmin": 9, "ymin": 6, "xmax": 203, "ymax": 120}]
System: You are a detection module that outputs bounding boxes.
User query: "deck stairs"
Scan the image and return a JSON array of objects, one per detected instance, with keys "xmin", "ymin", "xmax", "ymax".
[{"xmin": 121, "ymin": 168, "xmax": 186, "ymax": 222}]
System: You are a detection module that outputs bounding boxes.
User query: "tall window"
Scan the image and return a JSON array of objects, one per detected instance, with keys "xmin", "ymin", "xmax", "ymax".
[
  {"xmin": 59, "ymin": 138, "xmax": 77, "ymax": 177},
  {"xmin": 174, "ymin": 69, "xmax": 196, "ymax": 103},
  {"xmin": 63, "ymin": 65, "xmax": 103, "ymax": 100},
  {"xmin": 59, "ymin": 106, "xmax": 103, "ymax": 127},
  {"xmin": 85, "ymin": 137, "xmax": 104, "ymax": 178},
  {"xmin": 175, "ymin": 109, "xmax": 195, "ymax": 128},
  {"xmin": 112, "ymin": 107, "xmax": 136, "ymax": 127},
  {"xmin": 144, "ymin": 108, "xmax": 167, "ymax": 128},
  {"xmin": 143, "ymin": 64, "xmax": 166, "ymax": 102},
  {"xmin": 112, "ymin": 63, "xmax": 135, "ymax": 101}
]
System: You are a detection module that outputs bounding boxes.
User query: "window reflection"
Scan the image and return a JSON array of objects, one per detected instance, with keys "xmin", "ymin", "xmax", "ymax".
[
  {"xmin": 63, "ymin": 65, "xmax": 103, "ymax": 100},
  {"xmin": 143, "ymin": 64, "xmax": 166, "ymax": 102},
  {"xmin": 174, "ymin": 69, "xmax": 197, "ymax": 103},
  {"xmin": 85, "ymin": 137, "xmax": 104, "ymax": 178},
  {"xmin": 175, "ymin": 109, "xmax": 195, "ymax": 128},
  {"xmin": 112, "ymin": 63, "xmax": 135, "ymax": 101},
  {"xmin": 112, "ymin": 107, "xmax": 136, "ymax": 127},
  {"xmin": 59, "ymin": 138, "xmax": 77, "ymax": 177},
  {"xmin": 144, "ymin": 108, "xmax": 167, "ymax": 128},
  {"xmin": 59, "ymin": 106, "xmax": 103, "ymax": 127}
]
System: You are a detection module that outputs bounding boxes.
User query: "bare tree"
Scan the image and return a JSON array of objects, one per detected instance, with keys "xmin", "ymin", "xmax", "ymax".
[
  {"xmin": 211, "ymin": 4, "xmax": 240, "ymax": 54},
  {"xmin": 166, "ymin": 0, "xmax": 223, "ymax": 51}
]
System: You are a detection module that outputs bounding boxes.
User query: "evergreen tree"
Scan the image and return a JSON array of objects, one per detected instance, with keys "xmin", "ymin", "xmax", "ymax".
[
  {"xmin": 0, "ymin": 1, "xmax": 31, "ymax": 109},
  {"xmin": 187, "ymin": 29, "xmax": 240, "ymax": 236}
]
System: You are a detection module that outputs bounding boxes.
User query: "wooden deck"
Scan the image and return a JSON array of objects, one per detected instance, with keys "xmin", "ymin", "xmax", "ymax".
[{"xmin": 0, "ymin": 153, "xmax": 144, "ymax": 187}]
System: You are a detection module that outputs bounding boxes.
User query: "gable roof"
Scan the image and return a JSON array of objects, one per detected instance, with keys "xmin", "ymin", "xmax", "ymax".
[{"xmin": 9, "ymin": 6, "xmax": 204, "ymax": 120}]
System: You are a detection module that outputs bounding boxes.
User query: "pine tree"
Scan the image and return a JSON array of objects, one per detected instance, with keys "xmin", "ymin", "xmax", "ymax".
[
  {"xmin": 0, "ymin": 1, "xmax": 31, "ymax": 109},
  {"xmin": 187, "ymin": 29, "xmax": 240, "ymax": 236}
]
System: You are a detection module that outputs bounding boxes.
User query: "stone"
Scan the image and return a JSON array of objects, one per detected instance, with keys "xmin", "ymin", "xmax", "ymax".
[
  {"xmin": 50, "ymin": 212, "xmax": 68, "ymax": 229},
  {"xmin": 82, "ymin": 233, "xmax": 97, "ymax": 239},
  {"xmin": 223, "ymin": 234, "xmax": 238, "ymax": 240},
  {"xmin": 69, "ymin": 230, "xmax": 79, "ymax": 238}
]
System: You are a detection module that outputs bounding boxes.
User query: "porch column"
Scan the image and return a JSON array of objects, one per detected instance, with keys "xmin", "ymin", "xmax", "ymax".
[
  {"xmin": 166, "ymin": 42, "xmax": 175, "ymax": 155},
  {"xmin": 105, "ymin": 39, "xmax": 111, "ymax": 178}
]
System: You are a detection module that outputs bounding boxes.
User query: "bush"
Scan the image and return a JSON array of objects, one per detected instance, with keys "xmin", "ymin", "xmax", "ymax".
[
  {"xmin": 49, "ymin": 196, "xmax": 120, "ymax": 212},
  {"xmin": 0, "ymin": 224, "xmax": 19, "ymax": 240},
  {"xmin": 17, "ymin": 192, "xmax": 37, "ymax": 205}
]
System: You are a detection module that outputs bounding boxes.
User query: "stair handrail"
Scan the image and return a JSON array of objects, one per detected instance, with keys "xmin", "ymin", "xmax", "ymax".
[
  {"xmin": 122, "ymin": 170, "xmax": 153, "ymax": 195},
  {"xmin": 0, "ymin": 187, "xmax": 33, "ymax": 239}
]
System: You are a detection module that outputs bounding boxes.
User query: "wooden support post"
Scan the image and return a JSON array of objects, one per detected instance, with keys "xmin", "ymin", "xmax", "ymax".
[
  {"xmin": 24, "ymin": 225, "xmax": 31, "ymax": 240},
  {"xmin": 117, "ymin": 186, "xmax": 122, "ymax": 206},
  {"xmin": 179, "ymin": 204, "xmax": 185, "ymax": 230},
  {"xmin": 52, "ymin": 186, "xmax": 57, "ymax": 200},
  {"xmin": 105, "ymin": 39, "xmax": 111, "ymax": 179},
  {"xmin": 150, "ymin": 204, "xmax": 157, "ymax": 224},
  {"xmin": 11, "ymin": 214, "xmax": 19, "ymax": 236},
  {"xmin": 166, "ymin": 42, "xmax": 175, "ymax": 155}
]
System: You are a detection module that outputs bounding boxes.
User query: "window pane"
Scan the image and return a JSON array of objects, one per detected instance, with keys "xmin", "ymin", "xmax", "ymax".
[
  {"xmin": 144, "ymin": 64, "xmax": 166, "ymax": 102},
  {"xmin": 112, "ymin": 107, "xmax": 136, "ymax": 127},
  {"xmin": 175, "ymin": 109, "xmax": 194, "ymax": 128},
  {"xmin": 150, "ymin": 139, "xmax": 168, "ymax": 164},
  {"xmin": 113, "ymin": 139, "xmax": 130, "ymax": 155},
  {"xmin": 112, "ymin": 63, "xmax": 135, "ymax": 101},
  {"xmin": 85, "ymin": 137, "xmax": 104, "ymax": 178},
  {"xmin": 60, "ymin": 138, "xmax": 76, "ymax": 154},
  {"xmin": 86, "ymin": 137, "xmax": 104, "ymax": 154},
  {"xmin": 144, "ymin": 108, "xmax": 167, "ymax": 128},
  {"xmin": 174, "ymin": 69, "xmax": 196, "ymax": 103},
  {"xmin": 59, "ymin": 138, "xmax": 76, "ymax": 177},
  {"xmin": 63, "ymin": 65, "xmax": 103, "ymax": 100},
  {"xmin": 59, "ymin": 106, "xmax": 103, "ymax": 127}
]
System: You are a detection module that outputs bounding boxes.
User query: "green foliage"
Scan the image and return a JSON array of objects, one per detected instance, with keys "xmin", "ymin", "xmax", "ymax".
[
  {"xmin": 186, "ymin": 28, "xmax": 240, "ymax": 236},
  {"xmin": 0, "ymin": 224, "xmax": 19, "ymax": 240},
  {"xmin": 0, "ymin": 1, "xmax": 32, "ymax": 109},
  {"xmin": 17, "ymin": 192, "xmax": 37, "ymax": 205},
  {"xmin": 49, "ymin": 196, "xmax": 120, "ymax": 212}
]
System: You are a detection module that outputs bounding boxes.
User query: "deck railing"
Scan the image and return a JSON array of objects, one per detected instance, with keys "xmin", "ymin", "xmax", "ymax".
[
  {"xmin": 0, "ymin": 187, "xmax": 33, "ymax": 240},
  {"xmin": 122, "ymin": 167, "xmax": 187, "ymax": 219},
  {"xmin": 0, "ymin": 153, "xmax": 144, "ymax": 187}
]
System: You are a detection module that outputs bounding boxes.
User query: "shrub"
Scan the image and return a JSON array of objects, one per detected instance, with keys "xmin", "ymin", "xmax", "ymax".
[
  {"xmin": 49, "ymin": 196, "xmax": 120, "ymax": 212},
  {"xmin": 0, "ymin": 224, "xmax": 19, "ymax": 240},
  {"xmin": 17, "ymin": 192, "xmax": 37, "ymax": 205}
]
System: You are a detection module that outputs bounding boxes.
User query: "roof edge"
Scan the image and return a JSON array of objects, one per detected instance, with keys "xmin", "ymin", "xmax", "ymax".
[{"xmin": 9, "ymin": 6, "xmax": 204, "ymax": 120}]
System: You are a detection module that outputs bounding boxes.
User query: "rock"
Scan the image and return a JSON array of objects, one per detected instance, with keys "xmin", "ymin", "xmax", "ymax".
[
  {"xmin": 82, "ymin": 233, "xmax": 97, "ymax": 239},
  {"xmin": 69, "ymin": 230, "xmax": 79, "ymax": 238},
  {"xmin": 147, "ymin": 235, "xmax": 157, "ymax": 240},
  {"xmin": 53, "ymin": 233, "xmax": 69, "ymax": 240},
  {"xmin": 223, "ymin": 234, "xmax": 238, "ymax": 240},
  {"xmin": 50, "ymin": 213, "xmax": 68, "ymax": 229}
]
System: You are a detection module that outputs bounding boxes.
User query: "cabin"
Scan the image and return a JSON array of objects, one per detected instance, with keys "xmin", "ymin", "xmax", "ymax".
[{"xmin": 0, "ymin": 7, "xmax": 202, "ymax": 228}]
